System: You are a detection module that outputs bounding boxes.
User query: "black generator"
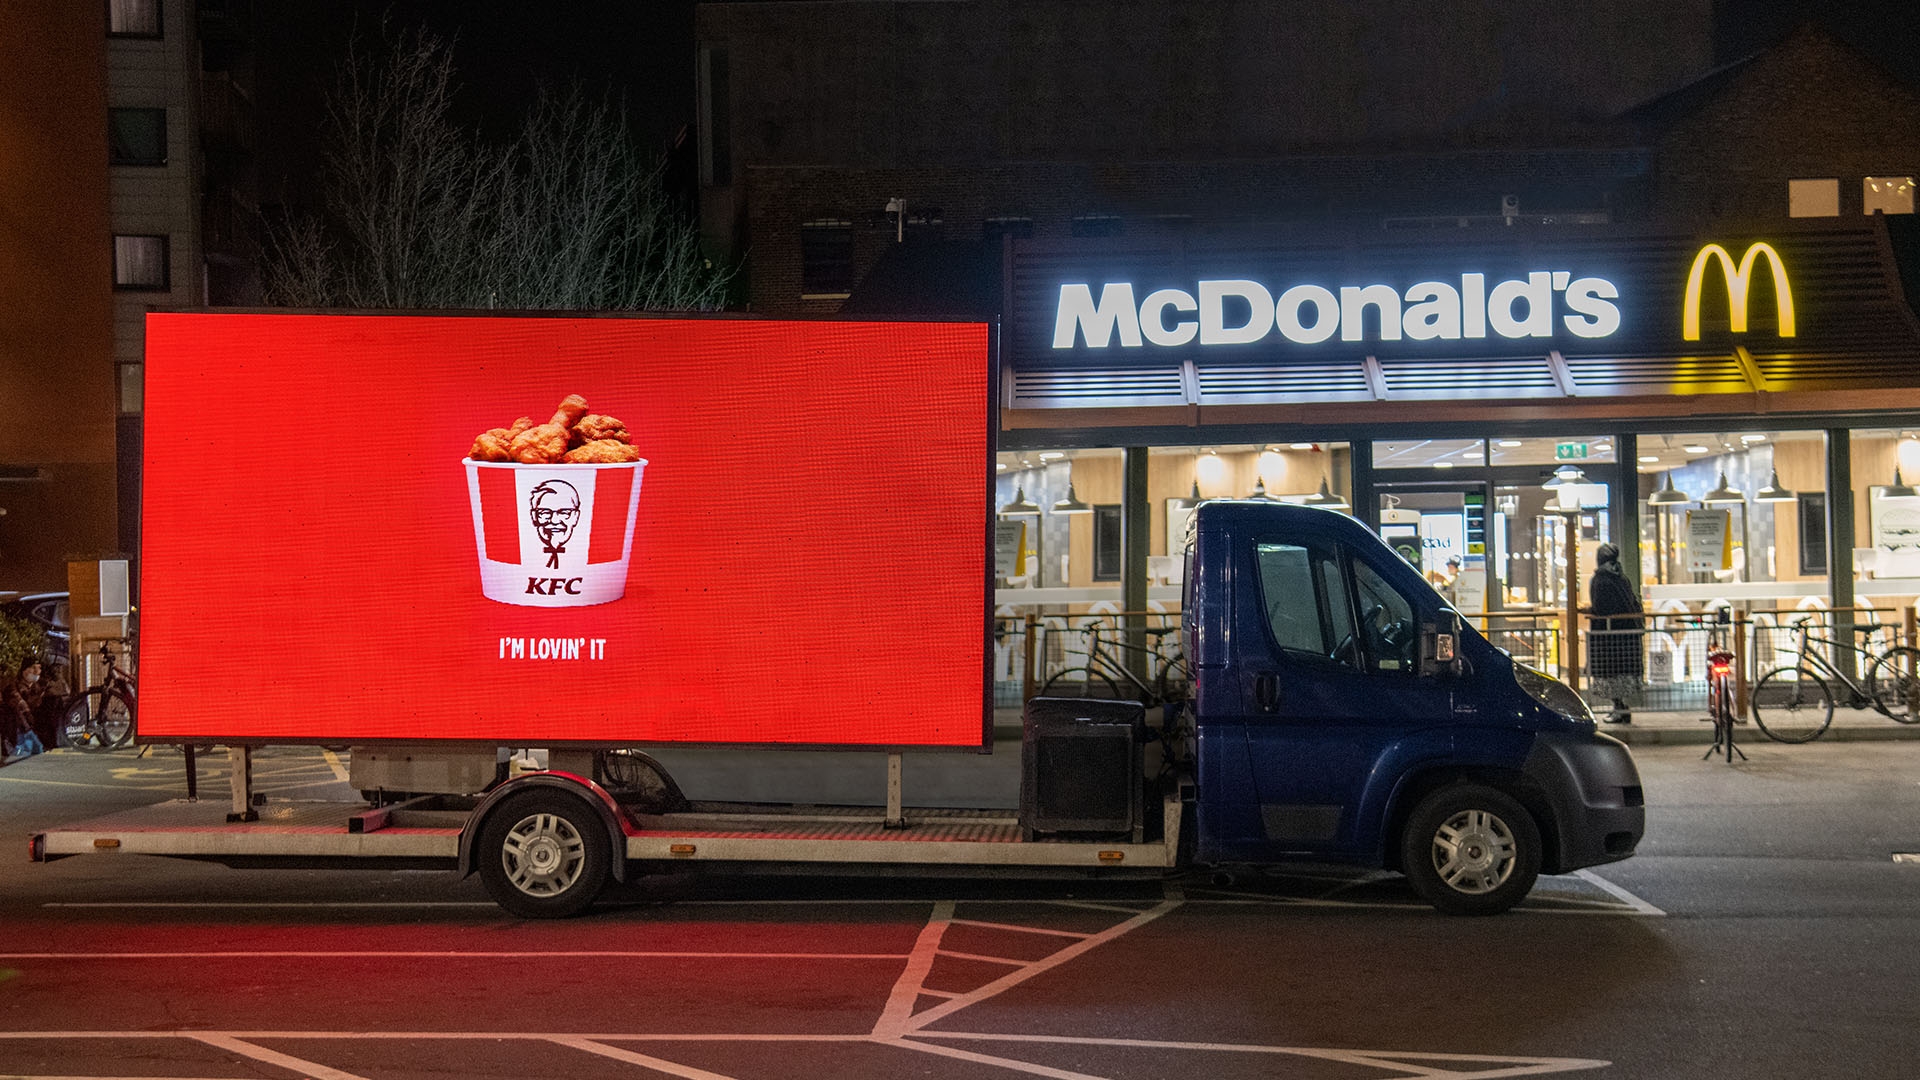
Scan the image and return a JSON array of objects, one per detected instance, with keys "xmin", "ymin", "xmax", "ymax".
[{"xmin": 1020, "ymin": 697, "xmax": 1146, "ymax": 841}]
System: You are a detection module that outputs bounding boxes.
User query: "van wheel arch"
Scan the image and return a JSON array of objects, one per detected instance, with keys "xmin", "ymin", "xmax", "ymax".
[{"xmin": 1383, "ymin": 766, "xmax": 1560, "ymax": 874}]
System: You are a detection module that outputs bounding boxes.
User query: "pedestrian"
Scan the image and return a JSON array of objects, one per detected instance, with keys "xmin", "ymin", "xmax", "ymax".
[
  {"xmin": 33, "ymin": 661, "xmax": 70, "ymax": 750},
  {"xmin": 1588, "ymin": 543, "xmax": 1644, "ymax": 724},
  {"xmin": 3, "ymin": 657, "xmax": 49, "ymax": 760}
]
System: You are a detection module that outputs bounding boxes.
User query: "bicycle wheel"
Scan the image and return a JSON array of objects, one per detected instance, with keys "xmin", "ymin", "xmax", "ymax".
[
  {"xmin": 1866, "ymin": 646, "xmax": 1920, "ymax": 723},
  {"xmin": 1750, "ymin": 666, "xmax": 1834, "ymax": 743},
  {"xmin": 1041, "ymin": 667, "xmax": 1123, "ymax": 700},
  {"xmin": 59, "ymin": 689, "xmax": 113, "ymax": 752},
  {"xmin": 1156, "ymin": 655, "xmax": 1195, "ymax": 704},
  {"xmin": 98, "ymin": 688, "xmax": 135, "ymax": 748}
]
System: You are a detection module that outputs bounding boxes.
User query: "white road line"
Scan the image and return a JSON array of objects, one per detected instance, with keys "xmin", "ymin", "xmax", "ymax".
[
  {"xmin": 914, "ymin": 987, "xmax": 961, "ymax": 999},
  {"xmin": 903, "ymin": 901, "xmax": 1180, "ymax": 1033},
  {"xmin": 893, "ymin": 1036, "xmax": 1116, "ymax": 1080},
  {"xmin": 934, "ymin": 949, "xmax": 1027, "ymax": 966},
  {"xmin": 1572, "ymin": 869, "xmax": 1666, "ymax": 916},
  {"xmin": 872, "ymin": 900, "xmax": 952, "ymax": 1038},
  {"xmin": 191, "ymin": 1033, "xmax": 371, "ymax": 1080},
  {"xmin": 552, "ymin": 1036, "xmax": 747, "ymax": 1080},
  {"xmin": 913, "ymin": 1032, "xmax": 1610, "ymax": 1077},
  {"xmin": 1043, "ymin": 900, "xmax": 1152, "ymax": 914},
  {"xmin": 0, "ymin": 951, "xmax": 909, "ymax": 961},
  {"xmin": 945, "ymin": 919, "xmax": 1092, "ymax": 938}
]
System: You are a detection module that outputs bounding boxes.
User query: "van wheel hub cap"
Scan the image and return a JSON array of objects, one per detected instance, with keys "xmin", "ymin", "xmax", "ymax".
[
  {"xmin": 501, "ymin": 813, "xmax": 587, "ymax": 896},
  {"xmin": 1431, "ymin": 809, "xmax": 1516, "ymax": 895}
]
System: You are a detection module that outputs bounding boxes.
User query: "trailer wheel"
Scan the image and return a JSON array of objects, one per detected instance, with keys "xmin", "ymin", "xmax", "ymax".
[
  {"xmin": 1399, "ymin": 783, "xmax": 1540, "ymax": 916},
  {"xmin": 476, "ymin": 790, "xmax": 611, "ymax": 918}
]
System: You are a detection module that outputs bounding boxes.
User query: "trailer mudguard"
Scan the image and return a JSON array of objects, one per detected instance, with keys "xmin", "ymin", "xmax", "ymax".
[{"xmin": 457, "ymin": 772, "xmax": 628, "ymax": 883}]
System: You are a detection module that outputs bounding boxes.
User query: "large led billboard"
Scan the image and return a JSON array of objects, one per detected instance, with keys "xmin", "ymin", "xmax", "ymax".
[{"xmin": 140, "ymin": 313, "xmax": 991, "ymax": 747}]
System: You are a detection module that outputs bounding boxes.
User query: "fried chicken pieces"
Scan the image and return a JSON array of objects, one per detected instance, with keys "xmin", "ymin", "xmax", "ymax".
[{"xmin": 469, "ymin": 396, "xmax": 640, "ymax": 464}]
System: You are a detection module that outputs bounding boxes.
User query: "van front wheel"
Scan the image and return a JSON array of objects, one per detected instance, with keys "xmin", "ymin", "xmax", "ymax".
[{"xmin": 1400, "ymin": 784, "xmax": 1540, "ymax": 915}]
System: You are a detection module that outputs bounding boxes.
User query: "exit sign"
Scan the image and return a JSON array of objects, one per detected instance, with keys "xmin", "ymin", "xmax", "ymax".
[{"xmin": 1555, "ymin": 442, "xmax": 1589, "ymax": 461}]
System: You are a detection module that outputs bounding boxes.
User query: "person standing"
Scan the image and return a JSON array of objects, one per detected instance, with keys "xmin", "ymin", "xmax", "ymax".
[{"xmin": 1588, "ymin": 543, "xmax": 1644, "ymax": 724}]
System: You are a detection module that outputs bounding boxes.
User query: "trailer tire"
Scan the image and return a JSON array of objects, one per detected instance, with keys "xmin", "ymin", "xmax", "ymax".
[
  {"xmin": 476, "ymin": 790, "xmax": 611, "ymax": 918},
  {"xmin": 1399, "ymin": 783, "xmax": 1540, "ymax": 916}
]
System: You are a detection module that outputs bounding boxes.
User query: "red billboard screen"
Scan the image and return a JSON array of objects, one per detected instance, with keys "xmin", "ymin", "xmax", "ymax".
[{"xmin": 139, "ymin": 313, "xmax": 991, "ymax": 747}]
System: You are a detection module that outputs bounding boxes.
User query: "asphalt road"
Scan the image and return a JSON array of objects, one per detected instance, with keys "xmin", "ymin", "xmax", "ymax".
[{"xmin": 0, "ymin": 740, "xmax": 1916, "ymax": 1079}]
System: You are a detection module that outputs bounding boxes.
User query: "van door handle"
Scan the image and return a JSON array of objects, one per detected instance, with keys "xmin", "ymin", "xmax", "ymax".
[{"xmin": 1254, "ymin": 673, "xmax": 1280, "ymax": 713}]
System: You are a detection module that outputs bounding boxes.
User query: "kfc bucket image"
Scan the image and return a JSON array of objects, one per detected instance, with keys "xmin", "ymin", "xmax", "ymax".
[
  {"xmin": 464, "ymin": 395, "xmax": 648, "ymax": 608},
  {"xmin": 464, "ymin": 459, "xmax": 647, "ymax": 607}
]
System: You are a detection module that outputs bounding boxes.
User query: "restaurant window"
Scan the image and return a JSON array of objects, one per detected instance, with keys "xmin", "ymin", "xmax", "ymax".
[
  {"xmin": 1788, "ymin": 178, "xmax": 1839, "ymax": 218},
  {"xmin": 1092, "ymin": 505, "xmax": 1122, "ymax": 581},
  {"xmin": 108, "ymin": 107, "xmax": 166, "ymax": 166},
  {"xmin": 798, "ymin": 220, "xmax": 852, "ymax": 298},
  {"xmin": 109, "ymin": 0, "xmax": 162, "ymax": 37},
  {"xmin": 113, "ymin": 235, "xmax": 168, "ymax": 290},
  {"xmin": 1864, "ymin": 176, "xmax": 1915, "ymax": 216},
  {"xmin": 1798, "ymin": 493, "xmax": 1828, "ymax": 575}
]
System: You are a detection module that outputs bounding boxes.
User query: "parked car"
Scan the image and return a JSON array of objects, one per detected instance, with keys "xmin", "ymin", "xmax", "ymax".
[{"xmin": 0, "ymin": 592, "xmax": 69, "ymax": 665}]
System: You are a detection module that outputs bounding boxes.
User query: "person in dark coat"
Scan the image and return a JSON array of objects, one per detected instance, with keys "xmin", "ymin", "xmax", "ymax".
[{"xmin": 1588, "ymin": 543, "xmax": 1644, "ymax": 724}]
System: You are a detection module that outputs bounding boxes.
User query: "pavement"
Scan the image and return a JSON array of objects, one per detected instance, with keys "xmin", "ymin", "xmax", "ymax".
[{"xmin": 1588, "ymin": 705, "xmax": 1920, "ymax": 744}]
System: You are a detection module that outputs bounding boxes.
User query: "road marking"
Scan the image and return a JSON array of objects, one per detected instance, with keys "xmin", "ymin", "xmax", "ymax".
[
  {"xmin": 903, "ymin": 901, "xmax": 1180, "ymax": 1034},
  {"xmin": 44, "ymin": 902, "xmax": 497, "ymax": 909},
  {"xmin": 1571, "ymin": 869, "xmax": 1666, "ymax": 916},
  {"xmin": 913, "ymin": 1032, "xmax": 1611, "ymax": 1077},
  {"xmin": 893, "ymin": 1036, "xmax": 1114, "ymax": 1080},
  {"xmin": 552, "ymin": 1036, "xmax": 747, "ymax": 1080},
  {"xmin": 322, "ymin": 749, "xmax": 349, "ymax": 782},
  {"xmin": 873, "ymin": 900, "xmax": 953, "ymax": 1038},
  {"xmin": 192, "ymin": 1033, "xmax": 371, "ymax": 1080},
  {"xmin": 1894, "ymin": 853, "xmax": 1920, "ymax": 864},
  {"xmin": 946, "ymin": 919, "xmax": 1092, "ymax": 938},
  {"xmin": 0, "ymin": 951, "xmax": 909, "ymax": 961},
  {"xmin": 934, "ymin": 950, "xmax": 1027, "ymax": 966},
  {"xmin": 1043, "ymin": 899, "xmax": 1150, "ymax": 914}
]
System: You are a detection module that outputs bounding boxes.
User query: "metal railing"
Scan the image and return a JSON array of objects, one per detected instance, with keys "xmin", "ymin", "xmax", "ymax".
[{"xmin": 993, "ymin": 611, "xmax": 1186, "ymax": 707}]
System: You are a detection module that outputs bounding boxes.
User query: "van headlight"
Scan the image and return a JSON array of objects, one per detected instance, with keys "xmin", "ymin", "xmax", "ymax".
[{"xmin": 1514, "ymin": 664, "xmax": 1592, "ymax": 721}]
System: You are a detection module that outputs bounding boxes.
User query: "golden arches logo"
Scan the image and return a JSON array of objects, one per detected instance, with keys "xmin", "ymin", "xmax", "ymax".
[{"xmin": 1682, "ymin": 242, "xmax": 1796, "ymax": 341}]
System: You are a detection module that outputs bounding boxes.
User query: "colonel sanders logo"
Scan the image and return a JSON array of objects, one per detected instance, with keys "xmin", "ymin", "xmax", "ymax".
[{"xmin": 529, "ymin": 479, "xmax": 581, "ymax": 569}]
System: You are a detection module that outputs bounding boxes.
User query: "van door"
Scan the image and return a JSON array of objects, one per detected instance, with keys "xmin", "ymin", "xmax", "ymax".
[{"xmin": 1236, "ymin": 535, "xmax": 1453, "ymax": 855}]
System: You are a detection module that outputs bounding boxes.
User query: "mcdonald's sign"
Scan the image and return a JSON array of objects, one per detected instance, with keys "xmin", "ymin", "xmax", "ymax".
[{"xmin": 1682, "ymin": 242, "xmax": 1796, "ymax": 341}]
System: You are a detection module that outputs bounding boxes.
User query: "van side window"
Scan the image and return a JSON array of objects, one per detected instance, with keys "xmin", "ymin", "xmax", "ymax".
[
  {"xmin": 1255, "ymin": 542, "xmax": 1357, "ymax": 670},
  {"xmin": 1352, "ymin": 558, "xmax": 1418, "ymax": 673}
]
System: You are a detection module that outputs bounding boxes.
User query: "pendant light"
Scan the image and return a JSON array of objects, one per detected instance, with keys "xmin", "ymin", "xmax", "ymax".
[
  {"xmin": 1248, "ymin": 476, "xmax": 1281, "ymax": 502},
  {"xmin": 998, "ymin": 486, "xmax": 1040, "ymax": 515},
  {"xmin": 1885, "ymin": 467, "xmax": 1918, "ymax": 499},
  {"xmin": 1754, "ymin": 469, "xmax": 1797, "ymax": 503},
  {"xmin": 1701, "ymin": 471, "xmax": 1745, "ymax": 504},
  {"xmin": 1648, "ymin": 471, "xmax": 1692, "ymax": 506},
  {"xmin": 1173, "ymin": 481, "xmax": 1204, "ymax": 510},
  {"xmin": 1051, "ymin": 482, "xmax": 1092, "ymax": 514},
  {"xmin": 1541, "ymin": 463, "xmax": 1587, "ymax": 489},
  {"xmin": 1301, "ymin": 478, "xmax": 1350, "ymax": 509}
]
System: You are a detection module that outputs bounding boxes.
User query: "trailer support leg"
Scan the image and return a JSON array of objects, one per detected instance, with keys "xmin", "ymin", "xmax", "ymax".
[
  {"xmin": 884, "ymin": 753, "xmax": 906, "ymax": 829},
  {"xmin": 184, "ymin": 744, "xmax": 197, "ymax": 801},
  {"xmin": 227, "ymin": 746, "xmax": 257, "ymax": 823}
]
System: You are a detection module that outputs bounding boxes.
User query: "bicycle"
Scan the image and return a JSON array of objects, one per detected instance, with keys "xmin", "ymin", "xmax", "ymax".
[
  {"xmin": 60, "ymin": 638, "xmax": 136, "ymax": 752},
  {"xmin": 1041, "ymin": 617, "xmax": 1193, "ymax": 706},
  {"xmin": 1702, "ymin": 624, "xmax": 1745, "ymax": 763},
  {"xmin": 1748, "ymin": 618, "xmax": 1920, "ymax": 743}
]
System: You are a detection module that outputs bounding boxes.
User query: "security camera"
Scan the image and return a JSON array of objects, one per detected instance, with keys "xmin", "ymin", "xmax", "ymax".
[{"xmin": 1500, "ymin": 194, "xmax": 1520, "ymax": 216}]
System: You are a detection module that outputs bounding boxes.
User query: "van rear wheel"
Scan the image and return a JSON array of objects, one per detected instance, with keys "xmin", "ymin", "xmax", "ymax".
[
  {"xmin": 1400, "ymin": 784, "xmax": 1540, "ymax": 915},
  {"xmin": 476, "ymin": 790, "xmax": 611, "ymax": 918}
]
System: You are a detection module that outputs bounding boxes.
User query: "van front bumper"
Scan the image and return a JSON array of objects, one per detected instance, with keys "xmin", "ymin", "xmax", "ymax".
[{"xmin": 1524, "ymin": 731, "xmax": 1645, "ymax": 873}]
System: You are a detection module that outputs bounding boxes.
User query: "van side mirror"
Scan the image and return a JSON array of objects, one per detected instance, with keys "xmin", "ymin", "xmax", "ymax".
[{"xmin": 1422, "ymin": 611, "xmax": 1465, "ymax": 677}]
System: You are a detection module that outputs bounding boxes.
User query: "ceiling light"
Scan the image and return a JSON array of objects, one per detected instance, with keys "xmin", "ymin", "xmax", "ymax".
[
  {"xmin": 1498, "ymin": 440, "xmax": 1522, "ymax": 447},
  {"xmin": 1290, "ymin": 442, "xmax": 1315, "ymax": 450},
  {"xmin": 1755, "ymin": 470, "xmax": 1797, "ymax": 502},
  {"xmin": 1648, "ymin": 472, "xmax": 1691, "ymax": 505},
  {"xmin": 1741, "ymin": 434, "xmax": 1767, "ymax": 443},
  {"xmin": 996, "ymin": 462, "xmax": 1007, "ymax": 471},
  {"xmin": 1684, "ymin": 445, "xmax": 1711, "ymax": 454},
  {"xmin": 1174, "ymin": 481, "xmax": 1204, "ymax": 510},
  {"xmin": 1885, "ymin": 468, "xmax": 1918, "ymax": 499},
  {"xmin": 1542, "ymin": 464, "xmax": 1586, "ymax": 489},
  {"xmin": 1051, "ymin": 482, "xmax": 1092, "ymax": 514},
  {"xmin": 1434, "ymin": 461, "xmax": 1455, "ymax": 469},
  {"xmin": 998, "ymin": 487, "xmax": 1041, "ymax": 515},
  {"xmin": 1638, "ymin": 455, "xmax": 1660, "ymax": 463},
  {"xmin": 1037, "ymin": 451, "xmax": 1065, "ymax": 461},
  {"xmin": 1248, "ymin": 477, "xmax": 1281, "ymax": 502},
  {"xmin": 1701, "ymin": 472, "xmax": 1745, "ymax": 504}
]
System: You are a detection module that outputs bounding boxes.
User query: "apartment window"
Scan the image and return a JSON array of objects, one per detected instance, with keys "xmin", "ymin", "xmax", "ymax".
[
  {"xmin": 1070, "ymin": 214, "xmax": 1123, "ymax": 238},
  {"xmin": 983, "ymin": 216, "xmax": 1034, "ymax": 244},
  {"xmin": 1788, "ymin": 179, "xmax": 1839, "ymax": 218},
  {"xmin": 108, "ymin": 107, "xmax": 166, "ymax": 165},
  {"xmin": 799, "ymin": 220, "xmax": 853, "ymax": 298},
  {"xmin": 108, "ymin": 0, "xmax": 162, "ymax": 37},
  {"xmin": 1864, "ymin": 176, "xmax": 1915, "ymax": 216},
  {"xmin": 113, "ymin": 235, "xmax": 168, "ymax": 290}
]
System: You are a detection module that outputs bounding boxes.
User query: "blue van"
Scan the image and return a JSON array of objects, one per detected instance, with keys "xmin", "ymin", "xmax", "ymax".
[{"xmin": 1183, "ymin": 500, "xmax": 1645, "ymax": 914}]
